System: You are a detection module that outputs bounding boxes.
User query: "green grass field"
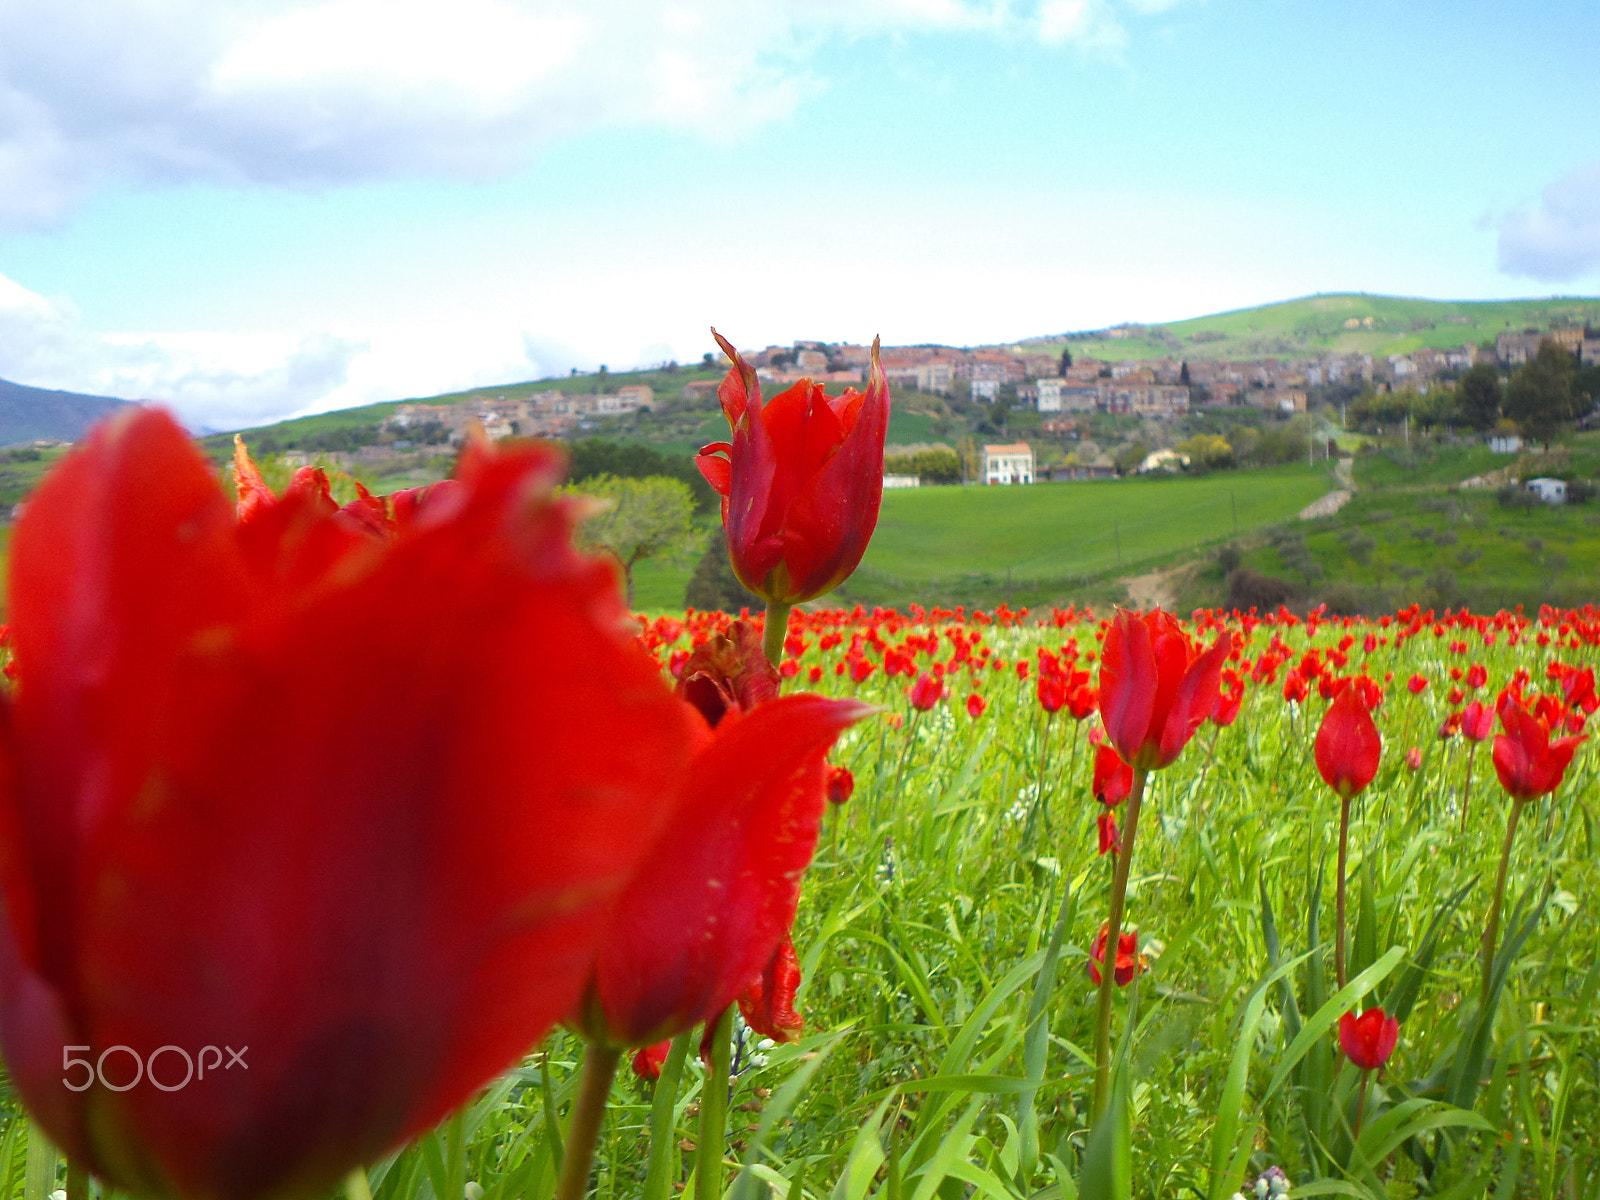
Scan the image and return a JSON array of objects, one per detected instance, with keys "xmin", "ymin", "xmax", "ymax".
[
  {"xmin": 1021, "ymin": 292, "xmax": 1600, "ymax": 364},
  {"xmin": 833, "ymin": 465, "xmax": 1333, "ymax": 607}
]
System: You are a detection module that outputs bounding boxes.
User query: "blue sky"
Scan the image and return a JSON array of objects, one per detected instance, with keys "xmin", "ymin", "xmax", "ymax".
[{"xmin": 1, "ymin": 0, "xmax": 1597, "ymax": 430}]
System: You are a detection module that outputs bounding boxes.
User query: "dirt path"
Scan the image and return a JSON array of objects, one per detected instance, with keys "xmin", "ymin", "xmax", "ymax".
[{"xmin": 1123, "ymin": 565, "xmax": 1181, "ymax": 611}]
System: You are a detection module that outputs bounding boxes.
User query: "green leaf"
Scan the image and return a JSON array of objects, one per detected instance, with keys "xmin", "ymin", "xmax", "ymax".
[
  {"xmin": 1078, "ymin": 1059, "xmax": 1131, "ymax": 1200},
  {"xmin": 1206, "ymin": 948, "xmax": 1314, "ymax": 1200}
]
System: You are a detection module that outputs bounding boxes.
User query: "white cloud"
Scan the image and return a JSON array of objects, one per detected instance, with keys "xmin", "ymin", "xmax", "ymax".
[
  {"xmin": 1497, "ymin": 161, "xmax": 1600, "ymax": 283},
  {"xmin": 0, "ymin": 0, "xmax": 1171, "ymax": 229},
  {"xmin": 0, "ymin": 271, "xmax": 367, "ymax": 431}
]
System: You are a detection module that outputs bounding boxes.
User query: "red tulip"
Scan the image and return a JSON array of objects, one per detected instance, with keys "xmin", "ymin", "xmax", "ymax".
[
  {"xmin": 1037, "ymin": 672, "xmax": 1068, "ymax": 713},
  {"xmin": 695, "ymin": 332, "xmax": 890, "ymax": 605},
  {"xmin": 908, "ymin": 672, "xmax": 946, "ymax": 711},
  {"xmin": 632, "ymin": 1042, "xmax": 672, "ymax": 1081},
  {"xmin": 1460, "ymin": 700, "xmax": 1495, "ymax": 742},
  {"xmin": 826, "ymin": 764, "xmax": 855, "ymax": 805},
  {"xmin": 735, "ymin": 934, "xmax": 804, "ymax": 1043},
  {"xmin": 0, "ymin": 411, "xmax": 712, "ymax": 1198},
  {"xmin": 675, "ymin": 619, "xmax": 779, "ymax": 728},
  {"xmin": 1098, "ymin": 609, "xmax": 1232, "ymax": 772},
  {"xmin": 1338, "ymin": 1007, "xmax": 1399, "ymax": 1071},
  {"xmin": 1096, "ymin": 811, "xmax": 1121, "ymax": 858},
  {"xmin": 1092, "ymin": 744, "xmax": 1133, "ymax": 807},
  {"xmin": 1406, "ymin": 674, "xmax": 1428, "ymax": 695},
  {"xmin": 1086, "ymin": 922, "xmax": 1141, "ymax": 987},
  {"xmin": 1283, "ymin": 673, "xmax": 1310, "ymax": 704},
  {"xmin": 1315, "ymin": 685, "xmax": 1382, "ymax": 799},
  {"xmin": 1466, "ymin": 663, "xmax": 1488, "ymax": 690},
  {"xmin": 1492, "ymin": 700, "xmax": 1586, "ymax": 803},
  {"xmin": 966, "ymin": 693, "xmax": 987, "ymax": 719},
  {"xmin": 1405, "ymin": 746, "xmax": 1423, "ymax": 771},
  {"xmin": 1211, "ymin": 679, "xmax": 1244, "ymax": 728}
]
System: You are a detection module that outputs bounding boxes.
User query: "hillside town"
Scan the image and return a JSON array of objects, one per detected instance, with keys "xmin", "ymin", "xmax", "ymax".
[{"xmin": 385, "ymin": 325, "xmax": 1600, "ymax": 451}]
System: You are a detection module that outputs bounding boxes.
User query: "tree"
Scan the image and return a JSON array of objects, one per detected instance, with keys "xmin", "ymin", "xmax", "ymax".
[
  {"xmin": 1455, "ymin": 363, "xmax": 1503, "ymax": 433},
  {"xmin": 564, "ymin": 474, "xmax": 697, "ymax": 607},
  {"xmin": 1179, "ymin": 361, "xmax": 1191, "ymax": 387},
  {"xmin": 1504, "ymin": 340, "xmax": 1577, "ymax": 450},
  {"xmin": 684, "ymin": 535, "xmax": 762, "ymax": 612},
  {"xmin": 1059, "ymin": 348, "xmax": 1072, "ymax": 376}
]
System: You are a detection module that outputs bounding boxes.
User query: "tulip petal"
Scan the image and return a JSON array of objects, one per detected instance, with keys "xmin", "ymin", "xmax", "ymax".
[
  {"xmin": 1157, "ymin": 630, "xmax": 1232, "ymax": 768},
  {"xmin": 1099, "ymin": 610, "xmax": 1157, "ymax": 769},
  {"xmin": 594, "ymin": 694, "xmax": 870, "ymax": 1045}
]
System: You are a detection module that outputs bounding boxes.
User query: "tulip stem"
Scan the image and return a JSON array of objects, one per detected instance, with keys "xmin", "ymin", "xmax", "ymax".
[
  {"xmin": 1460, "ymin": 743, "xmax": 1476, "ymax": 834},
  {"xmin": 696, "ymin": 1007, "xmax": 735, "ymax": 1200},
  {"xmin": 555, "ymin": 1043, "xmax": 622, "ymax": 1200},
  {"xmin": 1480, "ymin": 798, "xmax": 1524, "ymax": 1013},
  {"xmin": 65, "ymin": 1160, "xmax": 87, "ymax": 1200},
  {"xmin": 1091, "ymin": 765, "xmax": 1147, "ymax": 1122},
  {"xmin": 1352, "ymin": 1068, "xmax": 1372, "ymax": 1144},
  {"xmin": 1335, "ymin": 793, "xmax": 1352, "ymax": 991},
  {"xmin": 762, "ymin": 602, "xmax": 792, "ymax": 668},
  {"xmin": 345, "ymin": 1169, "xmax": 375, "ymax": 1200}
]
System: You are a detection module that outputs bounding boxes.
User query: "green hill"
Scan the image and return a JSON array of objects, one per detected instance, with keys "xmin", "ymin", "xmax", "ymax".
[{"xmin": 1019, "ymin": 293, "xmax": 1600, "ymax": 365}]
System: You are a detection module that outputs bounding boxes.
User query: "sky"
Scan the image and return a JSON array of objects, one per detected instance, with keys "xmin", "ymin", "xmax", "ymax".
[{"xmin": 1, "ymin": 0, "xmax": 1598, "ymax": 432}]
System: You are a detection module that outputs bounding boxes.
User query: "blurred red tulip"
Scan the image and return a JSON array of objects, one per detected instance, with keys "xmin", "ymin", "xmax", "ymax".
[
  {"xmin": 1460, "ymin": 700, "xmax": 1495, "ymax": 742},
  {"xmin": 736, "ymin": 935, "xmax": 804, "ymax": 1043},
  {"xmin": 1037, "ymin": 672, "xmax": 1067, "ymax": 713},
  {"xmin": 1492, "ymin": 699, "xmax": 1586, "ymax": 803},
  {"xmin": 675, "ymin": 620, "xmax": 779, "ymax": 727},
  {"xmin": 632, "ymin": 1042, "xmax": 672, "ymax": 1081},
  {"xmin": 1315, "ymin": 684, "xmax": 1382, "ymax": 799},
  {"xmin": 1405, "ymin": 746, "xmax": 1423, "ymax": 771},
  {"xmin": 577, "ymin": 692, "xmax": 868, "ymax": 1048},
  {"xmin": 695, "ymin": 332, "xmax": 890, "ymax": 605},
  {"xmin": 0, "ymin": 411, "xmax": 710, "ymax": 1199},
  {"xmin": 1406, "ymin": 674, "xmax": 1428, "ymax": 694},
  {"xmin": 1096, "ymin": 811, "xmax": 1121, "ymax": 857},
  {"xmin": 826, "ymin": 764, "xmax": 855, "ymax": 805},
  {"xmin": 908, "ymin": 672, "xmax": 945, "ymax": 711},
  {"xmin": 1282, "ymin": 672, "xmax": 1310, "ymax": 704},
  {"xmin": 1087, "ymin": 922, "xmax": 1141, "ymax": 987},
  {"xmin": 1098, "ymin": 609, "xmax": 1232, "ymax": 771},
  {"xmin": 1092, "ymin": 744, "xmax": 1133, "ymax": 807},
  {"xmin": 966, "ymin": 693, "xmax": 987, "ymax": 719},
  {"xmin": 1338, "ymin": 1007, "xmax": 1399, "ymax": 1071},
  {"xmin": 1466, "ymin": 663, "xmax": 1488, "ymax": 689}
]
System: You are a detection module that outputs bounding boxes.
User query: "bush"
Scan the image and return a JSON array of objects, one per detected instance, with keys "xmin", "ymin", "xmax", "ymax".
[
  {"xmin": 1496, "ymin": 484, "xmax": 1538, "ymax": 509},
  {"xmin": 1566, "ymin": 479, "xmax": 1596, "ymax": 504},
  {"xmin": 1214, "ymin": 544, "xmax": 1242, "ymax": 574},
  {"xmin": 1317, "ymin": 580, "xmax": 1369, "ymax": 616},
  {"xmin": 1226, "ymin": 568, "xmax": 1298, "ymax": 612}
]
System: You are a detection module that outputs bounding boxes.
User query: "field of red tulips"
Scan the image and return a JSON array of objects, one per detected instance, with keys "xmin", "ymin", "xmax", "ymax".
[{"xmin": 0, "ymin": 352, "xmax": 1596, "ymax": 1200}]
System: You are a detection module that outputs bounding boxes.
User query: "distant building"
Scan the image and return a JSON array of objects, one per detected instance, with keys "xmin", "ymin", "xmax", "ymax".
[
  {"xmin": 882, "ymin": 473, "xmax": 921, "ymax": 489},
  {"xmin": 1036, "ymin": 377, "xmax": 1063, "ymax": 412},
  {"xmin": 983, "ymin": 442, "xmax": 1034, "ymax": 485},
  {"xmin": 971, "ymin": 377, "xmax": 1001, "ymax": 402},
  {"xmin": 1489, "ymin": 433, "xmax": 1523, "ymax": 454},
  {"xmin": 1526, "ymin": 477, "xmax": 1567, "ymax": 505}
]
